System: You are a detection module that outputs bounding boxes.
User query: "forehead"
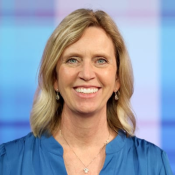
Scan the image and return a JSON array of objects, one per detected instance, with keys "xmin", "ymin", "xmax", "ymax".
[{"xmin": 62, "ymin": 26, "xmax": 115, "ymax": 57}]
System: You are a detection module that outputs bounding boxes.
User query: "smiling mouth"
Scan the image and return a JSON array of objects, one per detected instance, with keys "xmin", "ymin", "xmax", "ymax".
[{"xmin": 74, "ymin": 87, "xmax": 99, "ymax": 94}]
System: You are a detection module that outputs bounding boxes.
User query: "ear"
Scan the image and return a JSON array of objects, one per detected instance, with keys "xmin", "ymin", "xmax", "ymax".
[
  {"xmin": 114, "ymin": 78, "xmax": 120, "ymax": 92},
  {"xmin": 54, "ymin": 78, "xmax": 59, "ymax": 92}
]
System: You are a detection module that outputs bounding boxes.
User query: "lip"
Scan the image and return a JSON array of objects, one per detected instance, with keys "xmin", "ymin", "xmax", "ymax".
[{"xmin": 73, "ymin": 85, "xmax": 101, "ymax": 88}]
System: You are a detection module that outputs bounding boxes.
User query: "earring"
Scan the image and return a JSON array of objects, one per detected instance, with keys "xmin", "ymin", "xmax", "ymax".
[
  {"xmin": 56, "ymin": 90, "xmax": 60, "ymax": 100},
  {"xmin": 115, "ymin": 91, "xmax": 120, "ymax": 100}
]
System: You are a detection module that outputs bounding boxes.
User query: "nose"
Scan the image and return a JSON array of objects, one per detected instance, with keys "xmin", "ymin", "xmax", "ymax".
[{"xmin": 78, "ymin": 60, "xmax": 95, "ymax": 81}]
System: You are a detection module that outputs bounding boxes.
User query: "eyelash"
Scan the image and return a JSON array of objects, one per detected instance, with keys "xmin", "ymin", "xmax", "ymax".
[
  {"xmin": 65, "ymin": 57, "xmax": 108, "ymax": 65},
  {"xmin": 66, "ymin": 58, "xmax": 78, "ymax": 64},
  {"xmin": 96, "ymin": 58, "xmax": 107, "ymax": 64}
]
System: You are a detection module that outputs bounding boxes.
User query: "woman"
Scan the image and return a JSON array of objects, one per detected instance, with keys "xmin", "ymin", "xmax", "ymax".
[{"xmin": 0, "ymin": 9, "xmax": 172, "ymax": 175}]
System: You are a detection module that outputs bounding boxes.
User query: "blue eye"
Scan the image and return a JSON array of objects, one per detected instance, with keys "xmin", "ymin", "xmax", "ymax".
[
  {"xmin": 67, "ymin": 58, "xmax": 78, "ymax": 64},
  {"xmin": 97, "ymin": 58, "xmax": 107, "ymax": 64}
]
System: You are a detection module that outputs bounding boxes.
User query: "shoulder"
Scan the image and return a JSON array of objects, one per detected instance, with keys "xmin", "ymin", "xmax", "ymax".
[
  {"xmin": 125, "ymin": 135, "xmax": 164, "ymax": 159},
  {"xmin": 0, "ymin": 133, "xmax": 37, "ymax": 174},
  {"xmin": 128, "ymin": 135, "xmax": 162, "ymax": 153},
  {"xmin": 124, "ymin": 135, "xmax": 172, "ymax": 174},
  {"xmin": 0, "ymin": 132, "xmax": 36, "ymax": 156}
]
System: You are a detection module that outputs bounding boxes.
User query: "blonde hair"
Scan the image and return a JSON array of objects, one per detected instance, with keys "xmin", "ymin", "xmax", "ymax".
[{"xmin": 30, "ymin": 8, "xmax": 136, "ymax": 137}]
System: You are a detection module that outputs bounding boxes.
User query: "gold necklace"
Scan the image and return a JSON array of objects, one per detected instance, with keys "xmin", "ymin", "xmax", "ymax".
[{"xmin": 60, "ymin": 130, "xmax": 110, "ymax": 174}]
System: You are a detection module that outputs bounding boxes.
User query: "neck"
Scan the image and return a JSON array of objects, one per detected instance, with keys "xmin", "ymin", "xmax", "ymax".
[{"xmin": 54, "ymin": 104, "xmax": 111, "ymax": 148}]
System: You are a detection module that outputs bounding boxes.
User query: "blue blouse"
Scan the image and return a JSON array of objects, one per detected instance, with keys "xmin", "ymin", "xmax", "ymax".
[{"xmin": 0, "ymin": 130, "xmax": 173, "ymax": 175}]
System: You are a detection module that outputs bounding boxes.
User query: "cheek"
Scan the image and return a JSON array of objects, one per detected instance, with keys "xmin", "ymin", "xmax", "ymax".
[
  {"xmin": 58, "ymin": 66, "xmax": 76, "ymax": 88},
  {"xmin": 100, "ymin": 68, "xmax": 116, "ymax": 85},
  {"xmin": 59, "ymin": 66, "xmax": 72, "ymax": 76}
]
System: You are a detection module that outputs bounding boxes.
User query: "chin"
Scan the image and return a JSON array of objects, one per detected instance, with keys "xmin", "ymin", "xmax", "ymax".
[
  {"xmin": 76, "ymin": 111, "xmax": 97, "ymax": 118},
  {"xmin": 78, "ymin": 108, "xmax": 104, "ymax": 117}
]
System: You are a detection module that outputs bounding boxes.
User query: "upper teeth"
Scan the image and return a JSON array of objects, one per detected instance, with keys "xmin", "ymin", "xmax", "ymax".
[{"xmin": 75, "ymin": 88, "xmax": 99, "ymax": 93}]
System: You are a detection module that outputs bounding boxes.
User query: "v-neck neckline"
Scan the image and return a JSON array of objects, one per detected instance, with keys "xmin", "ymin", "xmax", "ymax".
[{"xmin": 41, "ymin": 130, "xmax": 126, "ymax": 156}]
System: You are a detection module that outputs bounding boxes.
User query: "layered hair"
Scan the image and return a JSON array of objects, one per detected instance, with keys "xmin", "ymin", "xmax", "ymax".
[{"xmin": 30, "ymin": 8, "xmax": 136, "ymax": 137}]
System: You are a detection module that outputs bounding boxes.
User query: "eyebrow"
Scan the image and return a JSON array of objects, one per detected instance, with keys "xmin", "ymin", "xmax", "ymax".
[
  {"xmin": 62, "ymin": 52, "xmax": 82, "ymax": 58},
  {"xmin": 62, "ymin": 51, "xmax": 112, "ymax": 59}
]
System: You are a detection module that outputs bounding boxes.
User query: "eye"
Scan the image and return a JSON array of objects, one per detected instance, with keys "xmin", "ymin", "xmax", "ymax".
[
  {"xmin": 96, "ymin": 58, "xmax": 107, "ymax": 64},
  {"xmin": 66, "ymin": 58, "xmax": 78, "ymax": 64}
]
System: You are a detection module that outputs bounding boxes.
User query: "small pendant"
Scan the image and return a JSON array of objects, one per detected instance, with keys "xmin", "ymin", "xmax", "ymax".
[{"xmin": 83, "ymin": 168, "xmax": 89, "ymax": 173}]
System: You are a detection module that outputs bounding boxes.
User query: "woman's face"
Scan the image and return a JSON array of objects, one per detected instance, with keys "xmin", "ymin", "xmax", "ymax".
[{"xmin": 54, "ymin": 27, "xmax": 120, "ymax": 115}]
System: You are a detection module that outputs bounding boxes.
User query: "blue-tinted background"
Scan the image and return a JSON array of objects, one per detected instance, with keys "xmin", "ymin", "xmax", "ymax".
[
  {"xmin": 0, "ymin": 0, "xmax": 174, "ymax": 172},
  {"xmin": 161, "ymin": 0, "xmax": 175, "ymax": 172}
]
